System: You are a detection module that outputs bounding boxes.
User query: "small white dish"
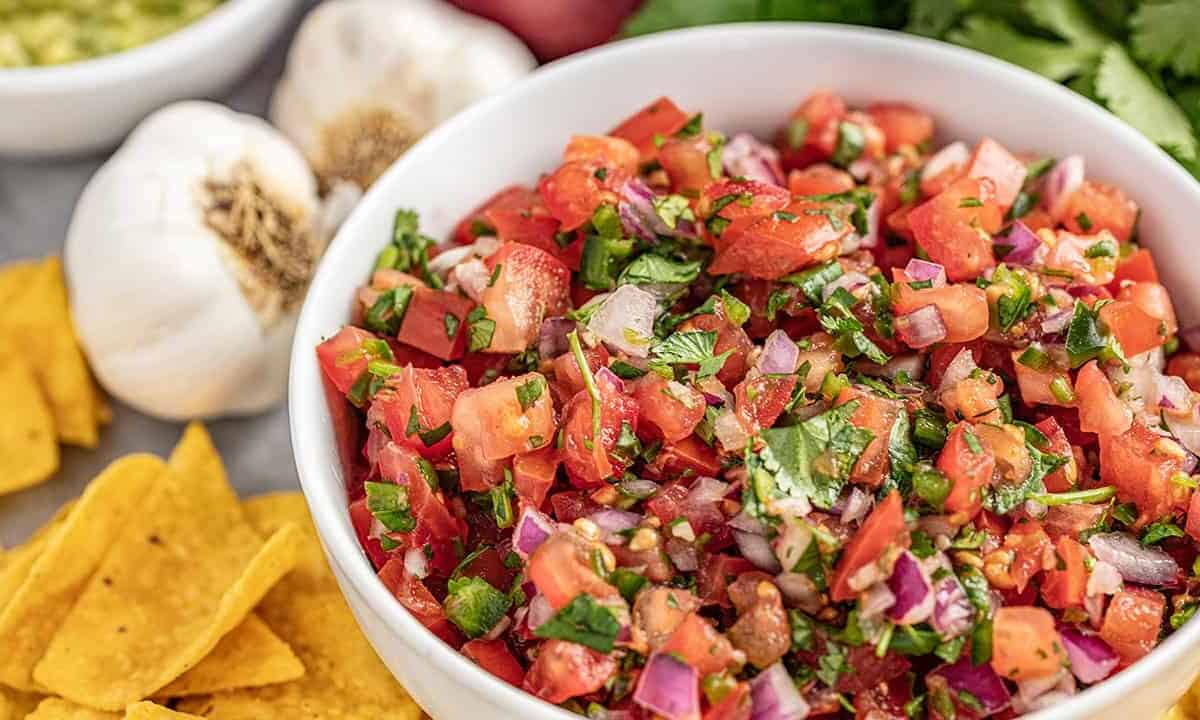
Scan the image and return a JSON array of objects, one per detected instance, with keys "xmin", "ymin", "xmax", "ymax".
[
  {"xmin": 0, "ymin": 0, "xmax": 300, "ymax": 156},
  {"xmin": 290, "ymin": 24, "xmax": 1200, "ymax": 720}
]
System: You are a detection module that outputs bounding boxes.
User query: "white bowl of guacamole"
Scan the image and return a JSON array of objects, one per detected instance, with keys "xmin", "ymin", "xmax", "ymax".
[{"xmin": 0, "ymin": 0, "xmax": 300, "ymax": 156}]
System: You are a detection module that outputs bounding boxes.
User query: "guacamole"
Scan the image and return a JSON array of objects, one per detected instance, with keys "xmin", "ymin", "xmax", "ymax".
[{"xmin": 0, "ymin": 0, "xmax": 225, "ymax": 67}]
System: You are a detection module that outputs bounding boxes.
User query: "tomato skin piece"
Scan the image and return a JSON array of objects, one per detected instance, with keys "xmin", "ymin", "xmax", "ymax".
[
  {"xmin": 462, "ymin": 638, "xmax": 525, "ymax": 687},
  {"xmin": 1113, "ymin": 248, "xmax": 1159, "ymax": 285},
  {"xmin": 1117, "ymin": 281, "xmax": 1178, "ymax": 337},
  {"xmin": 523, "ymin": 638, "xmax": 618, "ymax": 705},
  {"xmin": 481, "ymin": 242, "xmax": 571, "ymax": 353},
  {"xmin": 451, "ymin": 372, "xmax": 557, "ymax": 463},
  {"xmin": 1100, "ymin": 588, "xmax": 1166, "ymax": 664},
  {"xmin": 538, "ymin": 161, "xmax": 606, "ymax": 231},
  {"xmin": 563, "ymin": 134, "xmax": 639, "ymax": 178},
  {"xmin": 1063, "ymin": 180, "xmax": 1139, "ymax": 242},
  {"xmin": 893, "ymin": 283, "xmax": 989, "ymax": 344},
  {"xmin": 317, "ymin": 326, "xmax": 378, "ymax": 395},
  {"xmin": 512, "ymin": 446, "xmax": 561, "ymax": 510},
  {"xmin": 1169, "ymin": 352, "xmax": 1200, "ymax": 392},
  {"xmin": 708, "ymin": 199, "xmax": 849, "ymax": 279},
  {"xmin": 659, "ymin": 135, "xmax": 715, "ymax": 195},
  {"xmin": 1099, "ymin": 422, "xmax": 1191, "ymax": 523},
  {"xmin": 991, "ymin": 606, "xmax": 1066, "ymax": 681},
  {"xmin": 1075, "ymin": 360, "xmax": 1132, "ymax": 436},
  {"xmin": 697, "ymin": 554, "xmax": 756, "ymax": 608},
  {"xmin": 907, "ymin": 177, "xmax": 1000, "ymax": 282},
  {"xmin": 702, "ymin": 178, "xmax": 791, "ymax": 224},
  {"xmin": 835, "ymin": 386, "xmax": 903, "ymax": 488},
  {"xmin": 609, "ymin": 96, "xmax": 690, "ymax": 163},
  {"xmin": 1041, "ymin": 536, "xmax": 1089, "ymax": 609},
  {"xmin": 527, "ymin": 532, "xmax": 619, "ymax": 610},
  {"xmin": 964, "ymin": 137, "xmax": 1026, "ymax": 211},
  {"xmin": 786, "ymin": 164, "xmax": 855, "ymax": 196},
  {"xmin": 377, "ymin": 442, "xmax": 464, "ymax": 544},
  {"xmin": 659, "ymin": 611, "xmax": 738, "ymax": 676},
  {"xmin": 375, "ymin": 365, "xmax": 468, "ymax": 458},
  {"xmin": 561, "ymin": 373, "xmax": 640, "ymax": 488},
  {"xmin": 938, "ymin": 423, "xmax": 996, "ymax": 518},
  {"xmin": 1097, "ymin": 299, "xmax": 1167, "ymax": 358},
  {"xmin": 778, "ymin": 89, "xmax": 847, "ymax": 170},
  {"xmin": 645, "ymin": 435, "xmax": 722, "ymax": 479},
  {"xmin": 397, "ymin": 288, "xmax": 473, "ymax": 361},
  {"xmin": 453, "ymin": 184, "xmax": 539, "ymax": 245},
  {"xmin": 486, "ymin": 208, "xmax": 561, "ymax": 257},
  {"xmin": 867, "ymin": 102, "xmax": 934, "ymax": 152},
  {"xmin": 632, "ymin": 372, "xmax": 706, "ymax": 443},
  {"xmin": 1011, "ymin": 350, "xmax": 1074, "ymax": 409},
  {"xmin": 830, "ymin": 491, "xmax": 906, "ymax": 601},
  {"xmin": 735, "ymin": 372, "xmax": 799, "ymax": 437}
]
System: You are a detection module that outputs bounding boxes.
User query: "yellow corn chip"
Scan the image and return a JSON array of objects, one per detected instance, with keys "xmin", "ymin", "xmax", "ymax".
[
  {"xmin": 0, "ymin": 502, "xmax": 74, "ymax": 609},
  {"xmin": 124, "ymin": 702, "xmax": 203, "ymax": 720},
  {"xmin": 0, "ymin": 454, "xmax": 164, "ymax": 691},
  {"xmin": 0, "ymin": 344, "xmax": 58, "ymax": 495},
  {"xmin": 33, "ymin": 424, "xmax": 300, "ymax": 710},
  {"xmin": 0, "ymin": 686, "xmax": 41, "ymax": 720},
  {"xmin": 157, "ymin": 613, "xmax": 304, "ymax": 698},
  {"xmin": 0, "ymin": 257, "xmax": 99, "ymax": 448},
  {"xmin": 23, "ymin": 698, "xmax": 117, "ymax": 720},
  {"xmin": 0, "ymin": 261, "xmax": 37, "ymax": 307},
  {"xmin": 177, "ymin": 493, "xmax": 423, "ymax": 720}
]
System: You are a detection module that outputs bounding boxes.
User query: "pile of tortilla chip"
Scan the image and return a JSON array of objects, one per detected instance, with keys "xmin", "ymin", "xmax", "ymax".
[
  {"xmin": 0, "ymin": 422, "xmax": 423, "ymax": 720},
  {"xmin": 0, "ymin": 256, "xmax": 109, "ymax": 496}
]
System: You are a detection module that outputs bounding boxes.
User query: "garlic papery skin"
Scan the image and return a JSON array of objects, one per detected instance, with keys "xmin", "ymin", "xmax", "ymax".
[
  {"xmin": 270, "ymin": 0, "xmax": 535, "ymax": 193},
  {"xmin": 64, "ymin": 101, "xmax": 322, "ymax": 421}
]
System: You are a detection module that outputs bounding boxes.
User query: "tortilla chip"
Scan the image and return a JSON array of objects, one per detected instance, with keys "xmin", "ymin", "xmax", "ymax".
[
  {"xmin": 124, "ymin": 702, "xmax": 203, "ymax": 720},
  {"xmin": 0, "ymin": 261, "xmax": 37, "ymax": 307},
  {"xmin": 0, "ymin": 345, "xmax": 58, "ymax": 495},
  {"xmin": 176, "ymin": 493, "xmax": 423, "ymax": 720},
  {"xmin": 0, "ymin": 686, "xmax": 41, "ymax": 720},
  {"xmin": 0, "ymin": 257, "xmax": 99, "ymax": 448},
  {"xmin": 33, "ymin": 424, "xmax": 301, "ymax": 711},
  {"xmin": 157, "ymin": 613, "xmax": 304, "ymax": 698},
  {"xmin": 0, "ymin": 502, "xmax": 74, "ymax": 609},
  {"xmin": 0, "ymin": 454, "xmax": 164, "ymax": 691},
  {"xmin": 23, "ymin": 698, "xmax": 116, "ymax": 720}
]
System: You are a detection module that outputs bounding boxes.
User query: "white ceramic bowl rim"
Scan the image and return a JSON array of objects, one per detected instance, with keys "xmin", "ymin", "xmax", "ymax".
[
  {"xmin": 291, "ymin": 23, "xmax": 1200, "ymax": 720},
  {"xmin": 0, "ymin": 0, "xmax": 263, "ymax": 89}
]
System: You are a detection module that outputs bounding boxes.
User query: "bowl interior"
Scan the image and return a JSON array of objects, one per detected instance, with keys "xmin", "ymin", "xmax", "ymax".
[{"xmin": 291, "ymin": 23, "xmax": 1200, "ymax": 720}]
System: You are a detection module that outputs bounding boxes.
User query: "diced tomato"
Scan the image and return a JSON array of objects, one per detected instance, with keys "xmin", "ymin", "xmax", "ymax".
[
  {"xmin": 480, "ymin": 243, "xmax": 571, "ymax": 353},
  {"xmin": 485, "ymin": 208, "xmax": 561, "ymax": 258},
  {"xmin": 452, "ymin": 184, "xmax": 539, "ymax": 245},
  {"xmin": 452, "ymin": 371, "xmax": 557, "ymax": 468},
  {"xmin": 703, "ymin": 178, "xmax": 791, "ymax": 224},
  {"xmin": 919, "ymin": 164, "xmax": 963, "ymax": 200},
  {"xmin": 397, "ymin": 288, "xmax": 474, "ymax": 361},
  {"xmin": 632, "ymin": 372, "xmax": 706, "ymax": 443},
  {"xmin": 1100, "ymin": 588, "xmax": 1166, "ymax": 664},
  {"xmin": 735, "ymin": 372, "xmax": 799, "ymax": 436},
  {"xmin": 512, "ymin": 446, "xmax": 561, "ymax": 509},
  {"xmin": 1113, "ymin": 248, "xmax": 1159, "ymax": 285},
  {"xmin": 787, "ymin": 164, "xmax": 855, "ymax": 196},
  {"xmin": 907, "ymin": 177, "xmax": 1001, "ymax": 281},
  {"xmin": 1034, "ymin": 417, "xmax": 1077, "ymax": 493},
  {"xmin": 1041, "ymin": 536, "xmax": 1088, "ymax": 609},
  {"xmin": 938, "ymin": 423, "xmax": 996, "ymax": 518},
  {"xmin": 926, "ymin": 340, "xmax": 1015, "ymax": 389},
  {"xmin": 1012, "ymin": 350, "xmax": 1074, "ymax": 409},
  {"xmin": 644, "ymin": 480, "xmax": 689, "ymax": 525},
  {"xmin": 561, "ymin": 372, "xmax": 640, "ymax": 488},
  {"xmin": 379, "ymin": 558, "xmax": 462, "ymax": 646},
  {"xmin": 1099, "ymin": 422, "xmax": 1191, "ymax": 522},
  {"xmin": 704, "ymin": 681, "xmax": 752, "ymax": 720},
  {"xmin": 1043, "ymin": 503, "xmax": 1106, "ymax": 540},
  {"xmin": 462, "ymin": 638, "xmax": 525, "ymax": 687},
  {"xmin": 317, "ymin": 326, "xmax": 378, "ymax": 395},
  {"xmin": 373, "ymin": 365, "xmax": 468, "ymax": 458},
  {"xmin": 646, "ymin": 436, "xmax": 723, "ymax": 479},
  {"xmin": 349, "ymin": 497, "xmax": 391, "ymax": 569},
  {"xmin": 991, "ymin": 606, "xmax": 1065, "ymax": 680},
  {"xmin": 678, "ymin": 308, "xmax": 755, "ymax": 388},
  {"xmin": 778, "ymin": 89, "xmax": 847, "ymax": 169},
  {"xmin": 867, "ymin": 102, "xmax": 934, "ymax": 152},
  {"xmin": 552, "ymin": 343, "xmax": 610, "ymax": 401},
  {"xmin": 1188, "ymin": 490, "xmax": 1200, "ymax": 542},
  {"xmin": 1075, "ymin": 360, "xmax": 1132, "ymax": 436},
  {"xmin": 659, "ymin": 612, "xmax": 737, "ymax": 676},
  {"xmin": 523, "ymin": 638, "xmax": 618, "ymax": 704},
  {"xmin": 893, "ymin": 283, "xmax": 989, "ymax": 344},
  {"xmin": 697, "ymin": 554, "xmax": 756, "ymax": 608},
  {"xmin": 964, "ymin": 138, "xmax": 1026, "ymax": 211},
  {"xmin": 1096, "ymin": 299, "xmax": 1167, "ymax": 358},
  {"xmin": 323, "ymin": 368, "xmax": 366, "ymax": 489},
  {"xmin": 548, "ymin": 489, "xmax": 602, "ymax": 523},
  {"xmin": 660, "ymin": 135, "xmax": 716, "ymax": 195},
  {"xmin": 1169, "ymin": 352, "xmax": 1200, "ymax": 392},
  {"xmin": 378, "ymin": 442, "xmax": 464, "ymax": 543},
  {"xmin": 1020, "ymin": 207, "xmax": 1056, "ymax": 232},
  {"xmin": 539, "ymin": 161, "xmax": 606, "ymax": 231},
  {"xmin": 1117, "ymin": 281, "xmax": 1178, "ymax": 338},
  {"xmin": 563, "ymin": 134, "xmax": 640, "ymax": 178},
  {"xmin": 836, "ymin": 386, "xmax": 902, "ymax": 488},
  {"xmin": 527, "ymin": 531, "xmax": 619, "ymax": 609},
  {"xmin": 708, "ymin": 199, "xmax": 849, "ymax": 279},
  {"xmin": 834, "ymin": 646, "xmax": 911, "ymax": 695},
  {"xmin": 1063, "ymin": 181, "xmax": 1139, "ymax": 242},
  {"xmin": 831, "ymin": 491, "xmax": 905, "ymax": 601},
  {"xmin": 610, "ymin": 96, "xmax": 690, "ymax": 163}
]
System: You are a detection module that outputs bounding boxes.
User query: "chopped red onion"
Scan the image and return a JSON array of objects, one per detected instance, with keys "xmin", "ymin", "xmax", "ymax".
[
  {"xmin": 920, "ymin": 141, "xmax": 968, "ymax": 183},
  {"xmin": 427, "ymin": 243, "xmax": 477, "ymax": 276},
  {"xmin": 736, "ymin": 530, "xmax": 783, "ymax": 574},
  {"xmin": 729, "ymin": 511, "xmax": 767, "ymax": 535},
  {"xmin": 930, "ymin": 575, "xmax": 974, "ymax": 639},
  {"xmin": 995, "ymin": 220, "xmax": 1044, "ymax": 266},
  {"xmin": 514, "ymin": 507, "xmax": 556, "ymax": 558},
  {"xmin": 750, "ymin": 662, "xmax": 810, "ymax": 720},
  {"xmin": 526, "ymin": 593, "xmax": 554, "ymax": 631},
  {"xmin": 938, "ymin": 348, "xmax": 979, "ymax": 395},
  {"xmin": 587, "ymin": 284, "xmax": 659, "ymax": 358},
  {"xmin": 714, "ymin": 409, "xmax": 750, "ymax": 452},
  {"xmin": 723, "ymin": 132, "xmax": 785, "ymax": 186},
  {"xmin": 589, "ymin": 509, "xmax": 642, "ymax": 543},
  {"xmin": 929, "ymin": 657, "xmax": 1011, "ymax": 715},
  {"xmin": 821, "ymin": 271, "xmax": 870, "ymax": 304},
  {"xmin": 1059, "ymin": 626, "xmax": 1119, "ymax": 684},
  {"xmin": 451, "ymin": 258, "xmax": 491, "ymax": 302},
  {"xmin": 917, "ymin": 514, "xmax": 957, "ymax": 540},
  {"xmin": 839, "ymin": 487, "xmax": 874, "ymax": 525},
  {"xmin": 775, "ymin": 572, "xmax": 822, "ymax": 613},
  {"xmin": 596, "ymin": 366, "xmax": 626, "ymax": 393},
  {"xmin": 1167, "ymin": 411, "xmax": 1200, "ymax": 458},
  {"xmin": 666, "ymin": 537, "xmax": 699, "ymax": 572},
  {"xmin": 904, "ymin": 259, "xmax": 947, "ymax": 287},
  {"xmin": 886, "ymin": 551, "xmax": 935, "ymax": 625},
  {"xmin": 404, "ymin": 546, "xmax": 429, "ymax": 579},
  {"xmin": 861, "ymin": 193, "xmax": 882, "ymax": 248},
  {"xmin": 772, "ymin": 520, "xmax": 813, "ymax": 571},
  {"xmin": 1041, "ymin": 155, "xmax": 1085, "ymax": 221},
  {"xmin": 1042, "ymin": 308, "xmax": 1073, "ymax": 335},
  {"xmin": 620, "ymin": 178, "xmax": 698, "ymax": 241},
  {"xmin": 859, "ymin": 581, "xmax": 897, "ymax": 620},
  {"xmin": 619, "ymin": 477, "xmax": 660, "ymax": 499},
  {"xmin": 1015, "ymin": 668, "xmax": 1076, "ymax": 713},
  {"xmin": 895, "ymin": 304, "xmax": 947, "ymax": 349},
  {"xmin": 1086, "ymin": 560, "xmax": 1123, "ymax": 597},
  {"xmin": 686, "ymin": 477, "xmax": 730, "ymax": 506},
  {"xmin": 634, "ymin": 653, "xmax": 701, "ymax": 720},
  {"xmin": 1158, "ymin": 376, "xmax": 1193, "ymax": 412},
  {"xmin": 702, "ymin": 392, "xmax": 726, "ymax": 406},
  {"xmin": 758, "ymin": 330, "xmax": 800, "ymax": 375},
  {"xmin": 538, "ymin": 317, "xmax": 581, "ymax": 360},
  {"xmin": 1088, "ymin": 532, "xmax": 1180, "ymax": 585}
]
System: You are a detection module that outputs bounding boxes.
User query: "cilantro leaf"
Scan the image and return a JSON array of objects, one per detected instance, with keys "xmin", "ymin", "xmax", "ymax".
[
  {"xmin": 618, "ymin": 255, "xmax": 702, "ymax": 286},
  {"xmin": 515, "ymin": 376, "xmax": 546, "ymax": 412},
  {"xmin": 1096, "ymin": 43, "xmax": 1198, "ymax": 160},
  {"xmin": 621, "ymin": 0, "xmax": 758, "ymax": 36},
  {"xmin": 782, "ymin": 261, "xmax": 844, "ymax": 306},
  {"xmin": 818, "ymin": 288, "xmax": 890, "ymax": 365},
  {"xmin": 949, "ymin": 16, "xmax": 1095, "ymax": 81},
  {"xmin": 652, "ymin": 329, "xmax": 716, "ymax": 362},
  {"xmin": 905, "ymin": 0, "xmax": 966, "ymax": 38},
  {"xmin": 1130, "ymin": 1, "xmax": 1200, "ymax": 79},
  {"xmin": 1024, "ymin": 0, "xmax": 1111, "ymax": 54},
  {"xmin": 533, "ymin": 594, "xmax": 621, "ymax": 652},
  {"xmin": 1142, "ymin": 518, "xmax": 1186, "ymax": 546},
  {"xmin": 755, "ymin": 401, "xmax": 875, "ymax": 511},
  {"xmin": 984, "ymin": 440, "xmax": 1068, "ymax": 515}
]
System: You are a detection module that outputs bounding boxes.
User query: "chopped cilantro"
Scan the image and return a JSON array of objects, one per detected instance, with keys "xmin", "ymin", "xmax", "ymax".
[
  {"xmin": 781, "ymin": 261, "xmax": 844, "ymax": 306},
  {"xmin": 831, "ymin": 121, "xmax": 865, "ymax": 167},
  {"xmin": 618, "ymin": 254, "xmax": 702, "ymax": 286},
  {"xmin": 1142, "ymin": 518, "xmax": 1186, "ymax": 546},
  {"xmin": 364, "ymin": 286, "xmax": 414, "ymax": 336},
  {"xmin": 465, "ymin": 306, "xmax": 496, "ymax": 352},
  {"xmin": 533, "ymin": 594, "xmax": 622, "ymax": 652},
  {"xmin": 515, "ymin": 376, "xmax": 546, "ymax": 412}
]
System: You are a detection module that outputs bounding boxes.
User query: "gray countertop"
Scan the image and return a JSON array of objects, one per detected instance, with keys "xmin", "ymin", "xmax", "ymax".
[{"xmin": 0, "ymin": 1, "xmax": 321, "ymax": 546}]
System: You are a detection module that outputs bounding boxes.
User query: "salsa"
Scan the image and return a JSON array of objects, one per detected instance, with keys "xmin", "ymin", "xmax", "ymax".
[{"xmin": 317, "ymin": 90, "xmax": 1200, "ymax": 719}]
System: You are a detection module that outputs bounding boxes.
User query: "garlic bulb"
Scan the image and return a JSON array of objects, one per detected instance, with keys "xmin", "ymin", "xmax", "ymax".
[
  {"xmin": 270, "ymin": 0, "xmax": 535, "ymax": 193},
  {"xmin": 64, "ymin": 101, "xmax": 323, "ymax": 421}
]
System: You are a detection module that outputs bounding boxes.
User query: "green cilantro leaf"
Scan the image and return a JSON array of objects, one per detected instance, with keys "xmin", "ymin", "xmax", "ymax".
[
  {"xmin": 1024, "ymin": 0, "xmax": 1111, "ymax": 54},
  {"xmin": 515, "ymin": 376, "xmax": 546, "ymax": 412},
  {"xmin": 618, "ymin": 254, "xmax": 702, "ymax": 286},
  {"xmin": 1142, "ymin": 518, "xmax": 1186, "ymax": 546},
  {"xmin": 949, "ymin": 16, "xmax": 1095, "ymax": 81},
  {"xmin": 1096, "ymin": 43, "xmax": 1197, "ymax": 161},
  {"xmin": 1130, "ymin": 1, "xmax": 1200, "ymax": 79},
  {"xmin": 465, "ymin": 306, "xmax": 496, "ymax": 353},
  {"xmin": 533, "ymin": 594, "xmax": 622, "ymax": 652},
  {"xmin": 652, "ymin": 194, "xmax": 696, "ymax": 230},
  {"xmin": 652, "ymin": 330, "xmax": 717, "ymax": 365},
  {"xmin": 782, "ymin": 261, "xmax": 844, "ymax": 306}
]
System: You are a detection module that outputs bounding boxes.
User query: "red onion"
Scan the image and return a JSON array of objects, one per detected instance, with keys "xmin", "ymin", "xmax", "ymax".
[
  {"xmin": 1059, "ymin": 626, "xmax": 1119, "ymax": 684},
  {"xmin": 750, "ymin": 662, "xmax": 810, "ymax": 720},
  {"xmin": 775, "ymin": 572, "xmax": 822, "ymax": 612},
  {"xmin": 526, "ymin": 593, "xmax": 554, "ymax": 631},
  {"xmin": 735, "ymin": 530, "xmax": 783, "ymax": 574},
  {"xmin": 995, "ymin": 220, "xmax": 1044, "ymax": 266},
  {"xmin": 854, "ymin": 193, "xmax": 882, "ymax": 249},
  {"xmin": 1167, "ymin": 411, "xmax": 1200, "ymax": 458},
  {"xmin": 620, "ymin": 178, "xmax": 698, "ymax": 241},
  {"xmin": 634, "ymin": 653, "xmax": 701, "ymax": 720},
  {"xmin": 903, "ymin": 259, "xmax": 947, "ymax": 288},
  {"xmin": 1041, "ymin": 155, "xmax": 1085, "ymax": 221},
  {"xmin": 619, "ymin": 477, "xmax": 660, "ymax": 499},
  {"xmin": 856, "ymin": 353, "xmax": 926, "ymax": 382},
  {"xmin": 666, "ymin": 537, "xmax": 699, "ymax": 572},
  {"xmin": 1158, "ymin": 376, "xmax": 1193, "ymax": 412},
  {"xmin": 403, "ymin": 547, "xmax": 429, "ymax": 579},
  {"xmin": 1086, "ymin": 560, "xmax": 1123, "ymax": 597},
  {"xmin": 895, "ymin": 304, "xmax": 947, "ymax": 349},
  {"xmin": 686, "ymin": 477, "xmax": 730, "ymax": 506},
  {"xmin": 589, "ymin": 509, "xmax": 641, "ymax": 543},
  {"xmin": 1088, "ymin": 532, "xmax": 1180, "ymax": 585},
  {"xmin": 723, "ymin": 132, "xmax": 785, "ymax": 186},
  {"xmin": 820, "ymin": 271, "xmax": 870, "ymax": 304},
  {"xmin": 1182, "ymin": 326, "xmax": 1200, "ymax": 353},
  {"xmin": 886, "ymin": 551, "xmax": 935, "ymax": 625},
  {"xmin": 451, "ymin": 258, "xmax": 491, "ymax": 301},
  {"xmin": 839, "ymin": 487, "xmax": 874, "ymax": 525},
  {"xmin": 729, "ymin": 511, "xmax": 767, "ymax": 535},
  {"xmin": 938, "ymin": 348, "xmax": 978, "ymax": 395},
  {"xmin": 538, "ymin": 317, "xmax": 580, "ymax": 360},
  {"xmin": 930, "ymin": 575, "xmax": 974, "ymax": 639},
  {"xmin": 772, "ymin": 521, "xmax": 813, "ymax": 571},
  {"xmin": 1041, "ymin": 308, "xmax": 1073, "ymax": 335},
  {"xmin": 702, "ymin": 392, "xmax": 726, "ymax": 406},
  {"xmin": 921, "ymin": 141, "xmax": 968, "ymax": 183},
  {"xmin": 758, "ymin": 330, "xmax": 800, "ymax": 375},
  {"xmin": 1014, "ymin": 668, "xmax": 1076, "ymax": 714},
  {"xmin": 929, "ymin": 657, "xmax": 1011, "ymax": 715},
  {"xmin": 514, "ymin": 507, "xmax": 556, "ymax": 558},
  {"xmin": 859, "ymin": 581, "xmax": 897, "ymax": 621},
  {"xmin": 587, "ymin": 284, "xmax": 659, "ymax": 358},
  {"xmin": 596, "ymin": 366, "xmax": 626, "ymax": 393},
  {"xmin": 917, "ymin": 514, "xmax": 957, "ymax": 539}
]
